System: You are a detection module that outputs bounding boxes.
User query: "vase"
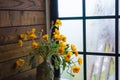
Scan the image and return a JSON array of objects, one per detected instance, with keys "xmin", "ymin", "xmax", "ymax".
[{"xmin": 36, "ymin": 58, "xmax": 54, "ymax": 80}]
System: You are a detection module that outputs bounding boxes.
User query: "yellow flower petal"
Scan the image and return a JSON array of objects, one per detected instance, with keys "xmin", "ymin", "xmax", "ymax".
[
  {"xmin": 29, "ymin": 33, "xmax": 37, "ymax": 39},
  {"xmin": 78, "ymin": 57, "xmax": 82, "ymax": 65},
  {"xmin": 59, "ymin": 35, "xmax": 66, "ymax": 42},
  {"xmin": 64, "ymin": 54, "xmax": 70, "ymax": 62},
  {"xmin": 53, "ymin": 29, "xmax": 60, "ymax": 35},
  {"xmin": 42, "ymin": 34, "xmax": 49, "ymax": 40},
  {"xmin": 74, "ymin": 51, "xmax": 78, "ymax": 57},
  {"xmin": 54, "ymin": 34, "xmax": 60, "ymax": 40},
  {"xmin": 20, "ymin": 34, "xmax": 28, "ymax": 40},
  {"xmin": 72, "ymin": 66, "xmax": 80, "ymax": 73},
  {"xmin": 59, "ymin": 41, "xmax": 66, "ymax": 47},
  {"xmin": 67, "ymin": 51, "xmax": 73, "ymax": 57},
  {"xmin": 18, "ymin": 40, "xmax": 23, "ymax": 47},
  {"xmin": 71, "ymin": 44, "xmax": 77, "ymax": 52},
  {"xmin": 15, "ymin": 58, "xmax": 25, "ymax": 69},
  {"xmin": 55, "ymin": 19, "xmax": 62, "ymax": 27},
  {"xmin": 58, "ymin": 47, "xmax": 65, "ymax": 54},
  {"xmin": 32, "ymin": 41, "xmax": 38, "ymax": 48}
]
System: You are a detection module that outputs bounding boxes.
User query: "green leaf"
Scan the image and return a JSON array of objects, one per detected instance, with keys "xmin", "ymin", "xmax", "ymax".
[
  {"xmin": 54, "ymin": 59, "xmax": 59, "ymax": 69},
  {"xmin": 62, "ymin": 60, "xmax": 66, "ymax": 71}
]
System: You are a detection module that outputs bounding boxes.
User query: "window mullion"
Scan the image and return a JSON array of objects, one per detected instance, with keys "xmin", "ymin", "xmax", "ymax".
[{"xmin": 115, "ymin": 0, "xmax": 119, "ymax": 80}]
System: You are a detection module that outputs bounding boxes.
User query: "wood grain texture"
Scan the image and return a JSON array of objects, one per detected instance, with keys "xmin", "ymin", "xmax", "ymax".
[
  {"xmin": 0, "ymin": 25, "xmax": 46, "ymax": 45},
  {"xmin": 7, "ymin": 69, "xmax": 36, "ymax": 80},
  {"xmin": 0, "ymin": 40, "xmax": 45, "ymax": 62},
  {"xmin": 0, "ymin": 41, "xmax": 32, "ymax": 62},
  {"xmin": 0, "ymin": 25, "xmax": 46, "ymax": 62},
  {"xmin": 0, "ymin": 11, "xmax": 46, "ymax": 27},
  {"xmin": 0, "ymin": 56, "xmax": 42, "ymax": 80},
  {"xmin": 0, "ymin": 0, "xmax": 47, "ymax": 79},
  {"xmin": 0, "ymin": 57, "xmax": 31, "ymax": 80},
  {"xmin": 0, "ymin": 0, "xmax": 45, "ymax": 10}
]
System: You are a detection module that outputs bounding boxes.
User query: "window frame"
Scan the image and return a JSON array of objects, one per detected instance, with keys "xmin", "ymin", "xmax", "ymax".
[{"xmin": 50, "ymin": 0, "xmax": 119, "ymax": 80}]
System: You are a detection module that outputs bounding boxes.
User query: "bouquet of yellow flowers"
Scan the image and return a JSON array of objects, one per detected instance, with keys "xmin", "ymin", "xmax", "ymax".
[{"xmin": 16, "ymin": 19, "xmax": 82, "ymax": 77}]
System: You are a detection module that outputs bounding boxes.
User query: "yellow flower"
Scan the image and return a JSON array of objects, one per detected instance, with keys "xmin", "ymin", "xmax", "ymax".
[
  {"xmin": 15, "ymin": 58, "xmax": 25, "ymax": 69},
  {"xmin": 53, "ymin": 29, "xmax": 60, "ymax": 35},
  {"xmin": 71, "ymin": 44, "xmax": 77, "ymax": 51},
  {"xmin": 67, "ymin": 51, "xmax": 73, "ymax": 57},
  {"xmin": 74, "ymin": 50, "xmax": 78, "ymax": 57},
  {"xmin": 55, "ymin": 19, "xmax": 62, "ymax": 27},
  {"xmin": 60, "ymin": 35, "xmax": 67, "ymax": 42},
  {"xmin": 18, "ymin": 40, "xmax": 23, "ymax": 47},
  {"xmin": 62, "ymin": 36, "xmax": 66, "ymax": 42},
  {"xmin": 32, "ymin": 41, "xmax": 38, "ymax": 48},
  {"xmin": 59, "ymin": 41, "xmax": 66, "ymax": 47},
  {"xmin": 20, "ymin": 34, "xmax": 27, "ymax": 40},
  {"xmin": 54, "ymin": 34, "xmax": 60, "ymax": 40},
  {"xmin": 58, "ymin": 47, "xmax": 65, "ymax": 54},
  {"xmin": 64, "ymin": 54, "xmax": 70, "ymax": 62},
  {"xmin": 72, "ymin": 66, "xmax": 80, "ymax": 73},
  {"xmin": 78, "ymin": 57, "xmax": 82, "ymax": 65},
  {"xmin": 64, "ymin": 52, "xmax": 72, "ymax": 61},
  {"xmin": 17, "ymin": 20, "xmax": 82, "ymax": 77},
  {"xmin": 42, "ymin": 34, "xmax": 49, "ymax": 40},
  {"xmin": 29, "ymin": 33, "xmax": 37, "ymax": 39}
]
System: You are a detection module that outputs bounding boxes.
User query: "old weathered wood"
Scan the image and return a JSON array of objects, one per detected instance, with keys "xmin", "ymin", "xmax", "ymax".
[
  {"xmin": 7, "ymin": 69, "xmax": 36, "ymax": 80},
  {"xmin": 0, "ymin": 39, "xmax": 45, "ymax": 62},
  {"xmin": 0, "ymin": 11, "xmax": 45, "ymax": 27},
  {"xmin": 0, "ymin": 0, "xmax": 45, "ymax": 10},
  {"xmin": 0, "ymin": 57, "xmax": 31, "ymax": 79},
  {"xmin": 0, "ymin": 56, "xmax": 42, "ymax": 80},
  {"xmin": 0, "ymin": 0, "xmax": 46, "ymax": 79},
  {"xmin": 0, "ymin": 25, "xmax": 46, "ymax": 45},
  {"xmin": 0, "ymin": 41, "xmax": 32, "ymax": 62}
]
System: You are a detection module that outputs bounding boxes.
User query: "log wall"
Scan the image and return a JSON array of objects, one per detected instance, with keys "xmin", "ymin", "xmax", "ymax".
[{"xmin": 0, "ymin": 0, "xmax": 46, "ymax": 80}]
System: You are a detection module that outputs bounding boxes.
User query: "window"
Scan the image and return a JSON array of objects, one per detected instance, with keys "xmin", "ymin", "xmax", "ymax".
[{"xmin": 50, "ymin": 0, "xmax": 119, "ymax": 80}]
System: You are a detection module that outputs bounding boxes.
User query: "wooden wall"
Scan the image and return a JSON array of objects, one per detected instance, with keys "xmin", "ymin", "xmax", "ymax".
[{"xmin": 0, "ymin": 0, "xmax": 46, "ymax": 80}]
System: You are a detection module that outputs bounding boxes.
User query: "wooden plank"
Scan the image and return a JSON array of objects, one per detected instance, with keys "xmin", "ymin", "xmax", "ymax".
[
  {"xmin": 0, "ymin": 25, "xmax": 46, "ymax": 45},
  {"xmin": 0, "ymin": 40, "xmax": 45, "ymax": 62},
  {"xmin": 0, "ymin": 56, "xmax": 43, "ymax": 79},
  {"xmin": 3, "ymin": 69, "xmax": 36, "ymax": 80},
  {"xmin": 0, "ymin": 0, "xmax": 45, "ymax": 10},
  {"xmin": 0, "ymin": 57, "xmax": 32, "ymax": 79},
  {"xmin": 0, "ymin": 11, "xmax": 45, "ymax": 27},
  {"xmin": 0, "ymin": 41, "xmax": 32, "ymax": 62},
  {"xmin": 0, "ymin": 26, "xmax": 46, "ymax": 62}
]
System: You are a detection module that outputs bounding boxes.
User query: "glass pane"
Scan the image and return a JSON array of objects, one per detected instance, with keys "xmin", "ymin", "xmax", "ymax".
[
  {"xmin": 61, "ymin": 54, "xmax": 83, "ymax": 80},
  {"xmin": 86, "ymin": 19, "xmax": 115, "ymax": 53},
  {"xmin": 58, "ymin": 0, "xmax": 82, "ymax": 17},
  {"xmin": 86, "ymin": 0, "xmax": 115, "ymax": 16},
  {"xmin": 87, "ymin": 55, "xmax": 115, "ymax": 80},
  {"xmin": 59, "ymin": 20, "xmax": 83, "ymax": 51}
]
